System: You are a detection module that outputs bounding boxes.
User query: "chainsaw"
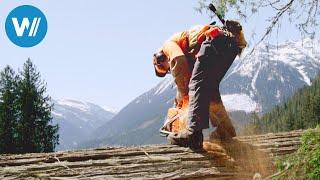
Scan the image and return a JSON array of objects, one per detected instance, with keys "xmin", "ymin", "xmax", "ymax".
[{"xmin": 159, "ymin": 102, "xmax": 189, "ymax": 137}]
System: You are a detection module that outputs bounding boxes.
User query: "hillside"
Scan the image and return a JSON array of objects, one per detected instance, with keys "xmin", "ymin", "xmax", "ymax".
[
  {"xmin": 0, "ymin": 130, "xmax": 305, "ymax": 179},
  {"xmin": 250, "ymin": 74, "xmax": 320, "ymax": 133}
]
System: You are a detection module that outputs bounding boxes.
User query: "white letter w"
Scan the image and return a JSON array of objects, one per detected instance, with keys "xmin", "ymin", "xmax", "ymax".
[{"xmin": 12, "ymin": 17, "xmax": 41, "ymax": 37}]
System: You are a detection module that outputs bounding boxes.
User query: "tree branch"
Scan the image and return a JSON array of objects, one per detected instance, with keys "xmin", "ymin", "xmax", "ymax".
[{"xmin": 250, "ymin": 0, "xmax": 295, "ymax": 54}]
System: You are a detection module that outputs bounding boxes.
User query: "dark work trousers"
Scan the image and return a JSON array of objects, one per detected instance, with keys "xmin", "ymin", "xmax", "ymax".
[{"xmin": 187, "ymin": 36, "xmax": 238, "ymax": 137}]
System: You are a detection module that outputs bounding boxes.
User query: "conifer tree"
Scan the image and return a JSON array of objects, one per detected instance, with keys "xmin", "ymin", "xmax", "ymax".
[
  {"xmin": 16, "ymin": 59, "xmax": 59, "ymax": 153},
  {"xmin": 0, "ymin": 66, "xmax": 18, "ymax": 153},
  {"xmin": 250, "ymin": 74, "xmax": 320, "ymax": 134}
]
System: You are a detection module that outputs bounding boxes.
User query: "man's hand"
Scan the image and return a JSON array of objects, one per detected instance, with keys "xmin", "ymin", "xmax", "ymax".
[
  {"xmin": 175, "ymin": 95, "xmax": 189, "ymax": 109},
  {"xmin": 225, "ymin": 20, "xmax": 247, "ymax": 53},
  {"xmin": 175, "ymin": 97, "xmax": 183, "ymax": 109}
]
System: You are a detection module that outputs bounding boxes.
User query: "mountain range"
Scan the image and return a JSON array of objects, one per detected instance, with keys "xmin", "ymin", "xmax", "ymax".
[
  {"xmin": 51, "ymin": 99, "xmax": 116, "ymax": 150},
  {"xmin": 222, "ymin": 38, "xmax": 320, "ymax": 112},
  {"xmin": 78, "ymin": 38, "xmax": 319, "ymax": 148},
  {"xmin": 52, "ymin": 38, "xmax": 319, "ymax": 149}
]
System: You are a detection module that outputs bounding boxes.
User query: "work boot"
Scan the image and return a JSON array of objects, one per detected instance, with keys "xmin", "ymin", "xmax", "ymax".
[
  {"xmin": 168, "ymin": 128, "xmax": 204, "ymax": 152},
  {"xmin": 189, "ymin": 130, "xmax": 204, "ymax": 152},
  {"xmin": 167, "ymin": 128, "xmax": 193, "ymax": 147}
]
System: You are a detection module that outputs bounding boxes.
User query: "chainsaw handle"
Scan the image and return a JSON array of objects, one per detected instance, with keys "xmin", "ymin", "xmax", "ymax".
[
  {"xmin": 208, "ymin": 3, "xmax": 225, "ymax": 25},
  {"xmin": 159, "ymin": 111, "xmax": 183, "ymax": 137},
  {"xmin": 159, "ymin": 127, "xmax": 174, "ymax": 137}
]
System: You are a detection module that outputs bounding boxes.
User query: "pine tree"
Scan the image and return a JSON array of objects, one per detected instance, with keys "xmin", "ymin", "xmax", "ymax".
[
  {"xmin": 16, "ymin": 59, "xmax": 59, "ymax": 153},
  {"xmin": 252, "ymin": 74, "xmax": 320, "ymax": 134},
  {"xmin": 0, "ymin": 66, "xmax": 18, "ymax": 154}
]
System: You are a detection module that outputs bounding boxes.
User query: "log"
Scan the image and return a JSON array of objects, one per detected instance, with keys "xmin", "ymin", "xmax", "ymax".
[{"xmin": 0, "ymin": 130, "xmax": 305, "ymax": 180}]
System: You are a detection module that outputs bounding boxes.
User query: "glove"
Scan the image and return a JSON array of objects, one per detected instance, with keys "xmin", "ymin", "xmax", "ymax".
[
  {"xmin": 225, "ymin": 20, "xmax": 247, "ymax": 53},
  {"xmin": 175, "ymin": 97, "xmax": 183, "ymax": 109},
  {"xmin": 175, "ymin": 95, "xmax": 189, "ymax": 109}
]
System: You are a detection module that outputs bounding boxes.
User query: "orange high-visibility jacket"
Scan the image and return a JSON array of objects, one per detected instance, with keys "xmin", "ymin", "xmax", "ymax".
[{"xmin": 161, "ymin": 25, "xmax": 223, "ymax": 103}]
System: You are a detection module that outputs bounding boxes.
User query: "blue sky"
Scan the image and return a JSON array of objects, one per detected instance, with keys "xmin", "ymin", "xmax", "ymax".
[{"xmin": 0, "ymin": 1, "xmax": 301, "ymax": 110}]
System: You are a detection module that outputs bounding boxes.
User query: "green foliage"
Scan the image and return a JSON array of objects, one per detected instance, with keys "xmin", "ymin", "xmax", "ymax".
[
  {"xmin": 212, "ymin": 0, "xmax": 237, "ymax": 18},
  {"xmin": 0, "ymin": 59, "xmax": 59, "ymax": 154},
  {"xmin": 195, "ymin": 0, "xmax": 237, "ymax": 18},
  {"xmin": 250, "ymin": 74, "xmax": 320, "ymax": 134},
  {"xmin": 274, "ymin": 126, "xmax": 320, "ymax": 179},
  {"xmin": 0, "ymin": 66, "xmax": 18, "ymax": 153},
  {"xmin": 197, "ymin": 0, "xmax": 320, "ymax": 45}
]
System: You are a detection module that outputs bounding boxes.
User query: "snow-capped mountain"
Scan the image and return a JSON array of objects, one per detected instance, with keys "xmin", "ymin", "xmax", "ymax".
[
  {"xmin": 80, "ymin": 38, "xmax": 320, "ymax": 148},
  {"xmin": 51, "ymin": 99, "xmax": 116, "ymax": 150},
  {"xmin": 222, "ymin": 38, "xmax": 320, "ymax": 112}
]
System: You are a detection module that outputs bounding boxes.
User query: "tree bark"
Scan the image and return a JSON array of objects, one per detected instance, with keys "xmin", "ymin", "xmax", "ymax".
[{"xmin": 0, "ymin": 130, "xmax": 304, "ymax": 179}]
